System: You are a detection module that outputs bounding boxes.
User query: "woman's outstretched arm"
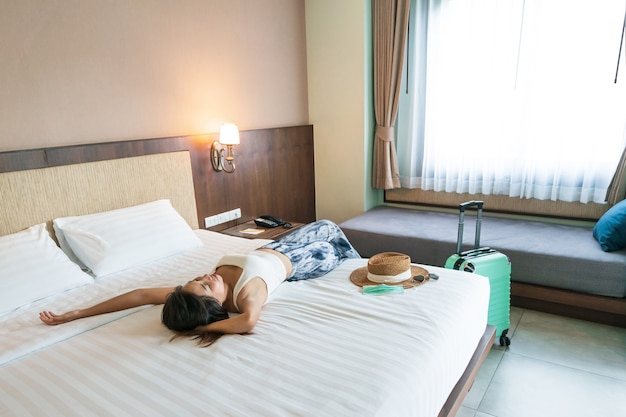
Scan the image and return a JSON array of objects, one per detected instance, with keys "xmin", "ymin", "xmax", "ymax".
[{"xmin": 39, "ymin": 287, "xmax": 176, "ymax": 325}]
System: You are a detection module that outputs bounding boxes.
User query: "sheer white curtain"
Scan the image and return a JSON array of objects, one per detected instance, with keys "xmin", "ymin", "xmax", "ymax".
[{"xmin": 397, "ymin": 0, "xmax": 626, "ymax": 203}]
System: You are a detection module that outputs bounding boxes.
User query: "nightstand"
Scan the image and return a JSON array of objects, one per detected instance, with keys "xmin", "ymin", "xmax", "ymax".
[{"xmin": 219, "ymin": 220, "xmax": 303, "ymax": 240}]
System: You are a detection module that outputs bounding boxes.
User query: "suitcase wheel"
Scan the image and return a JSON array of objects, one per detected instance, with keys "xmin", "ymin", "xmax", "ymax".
[{"xmin": 499, "ymin": 329, "xmax": 511, "ymax": 347}]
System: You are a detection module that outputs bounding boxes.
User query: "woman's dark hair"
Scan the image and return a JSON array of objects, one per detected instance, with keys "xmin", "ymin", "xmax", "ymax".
[{"xmin": 162, "ymin": 286, "xmax": 229, "ymax": 346}]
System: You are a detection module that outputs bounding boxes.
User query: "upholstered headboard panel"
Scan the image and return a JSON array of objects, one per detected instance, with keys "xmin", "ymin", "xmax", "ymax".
[{"xmin": 0, "ymin": 151, "xmax": 199, "ymax": 237}]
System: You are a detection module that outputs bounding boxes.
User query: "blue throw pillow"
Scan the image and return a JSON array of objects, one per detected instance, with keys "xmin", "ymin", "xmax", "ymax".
[{"xmin": 593, "ymin": 199, "xmax": 626, "ymax": 252}]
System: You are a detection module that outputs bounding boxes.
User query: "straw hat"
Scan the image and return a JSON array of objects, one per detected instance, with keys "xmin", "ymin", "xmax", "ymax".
[{"xmin": 350, "ymin": 252, "xmax": 429, "ymax": 289}]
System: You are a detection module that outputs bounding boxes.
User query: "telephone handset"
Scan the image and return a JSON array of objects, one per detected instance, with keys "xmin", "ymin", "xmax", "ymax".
[{"xmin": 254, "ymin": 215, "xmax": 291, "ymax": 229}]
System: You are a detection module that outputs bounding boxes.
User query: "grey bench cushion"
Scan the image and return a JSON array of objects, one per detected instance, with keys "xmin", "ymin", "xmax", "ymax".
[{"xmin": 340, "ymin": 206, "xmax": 626, "ymax": 298}]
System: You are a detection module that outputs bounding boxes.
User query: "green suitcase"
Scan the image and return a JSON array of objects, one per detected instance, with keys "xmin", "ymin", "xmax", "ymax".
[{"xmin": 445, "ymin": 201, "xmax": 512, "ymax": 346}]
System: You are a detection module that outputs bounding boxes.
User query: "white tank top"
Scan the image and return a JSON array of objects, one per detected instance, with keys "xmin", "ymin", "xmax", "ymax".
[{"xmin": 216, "ymin": 251, "xmax": 287, "ymax": 312}]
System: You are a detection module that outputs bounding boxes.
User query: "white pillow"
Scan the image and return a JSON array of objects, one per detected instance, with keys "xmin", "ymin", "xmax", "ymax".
[
  {"xmin": 0, "ymin": 224, "xmax": 93, "ymax": 315},
  {"xmin": 53, "ymin": 200, "xmax": 202, "ymax": 277}
]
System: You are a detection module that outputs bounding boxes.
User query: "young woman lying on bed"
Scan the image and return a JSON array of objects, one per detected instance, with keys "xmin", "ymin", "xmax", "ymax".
[{"xmin": 39, "ymin": 220, "xmax": 360, "ymax": 345}]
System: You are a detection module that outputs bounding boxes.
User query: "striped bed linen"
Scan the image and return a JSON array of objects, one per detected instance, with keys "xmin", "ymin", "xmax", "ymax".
[{"xmin": 0, "ymin": 230, "xmax": 490, "ymax": 417}]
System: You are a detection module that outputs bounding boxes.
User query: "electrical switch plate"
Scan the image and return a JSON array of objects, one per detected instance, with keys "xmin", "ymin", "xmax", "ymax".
[
  {"xmin": 204, "ymin": 208, "xmax": 242, "ymax": 228},
  {"xmin": 204, "ymin": 215, "xmax": 220, "ymax": 228}
]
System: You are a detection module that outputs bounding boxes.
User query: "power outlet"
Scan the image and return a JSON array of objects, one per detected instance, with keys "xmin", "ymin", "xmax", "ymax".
[{"xmin": 204, "ymin": 208, "xmax": 242, "ymax": 228}]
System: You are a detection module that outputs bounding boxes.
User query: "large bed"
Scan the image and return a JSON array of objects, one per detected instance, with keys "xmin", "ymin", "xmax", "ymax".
[{"xmin": 0, "ymin": 146, "xmax": 494, "ymax": 417}]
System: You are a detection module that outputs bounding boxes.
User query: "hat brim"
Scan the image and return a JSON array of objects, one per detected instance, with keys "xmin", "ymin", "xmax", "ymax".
[{"xmin": 349, "ymin": 264, "xmax": 430, "ymax": 289}]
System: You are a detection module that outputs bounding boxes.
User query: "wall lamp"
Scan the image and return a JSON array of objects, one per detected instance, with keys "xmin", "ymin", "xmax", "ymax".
[{"xmin": 211, "ymin": 123, "xmax": 240, "ymax": 173}]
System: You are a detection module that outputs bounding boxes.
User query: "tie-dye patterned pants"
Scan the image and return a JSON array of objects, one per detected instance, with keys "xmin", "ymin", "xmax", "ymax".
[{"xmin": 260, "ymin": 220, "xmax": 361, "ymax": 281}]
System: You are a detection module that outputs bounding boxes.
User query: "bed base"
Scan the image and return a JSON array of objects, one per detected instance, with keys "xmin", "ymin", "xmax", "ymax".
[{"xmin": 438, "ymin": 324, "xmax": 496, "ymax": 417}]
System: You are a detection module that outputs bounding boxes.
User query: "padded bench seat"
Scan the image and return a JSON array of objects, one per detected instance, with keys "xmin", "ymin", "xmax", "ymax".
[{"xmin": 340, "ymin": 205, "xmax": 626, "ymax": 299}]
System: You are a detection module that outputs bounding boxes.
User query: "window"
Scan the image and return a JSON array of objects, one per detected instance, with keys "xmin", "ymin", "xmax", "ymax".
[{"xmin": 397, "ymin": 0, "xmax": 626, "ymax": 204}]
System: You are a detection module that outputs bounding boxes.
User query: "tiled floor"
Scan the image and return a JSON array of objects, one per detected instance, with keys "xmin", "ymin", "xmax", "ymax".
[{"xmin": 458, "ymin": 307, "xmax": 626, "ymax": 417}]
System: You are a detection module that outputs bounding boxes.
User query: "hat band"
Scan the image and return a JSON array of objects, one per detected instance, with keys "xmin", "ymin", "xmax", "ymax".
[{"xmin": 367, "ymin": 269, "xmax": 411, "ymax": 284}]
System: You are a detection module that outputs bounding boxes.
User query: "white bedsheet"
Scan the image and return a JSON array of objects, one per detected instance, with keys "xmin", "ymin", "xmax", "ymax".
[{"xmin": 0, "ymin": 230, "xmax": 490, "ymax": 417}]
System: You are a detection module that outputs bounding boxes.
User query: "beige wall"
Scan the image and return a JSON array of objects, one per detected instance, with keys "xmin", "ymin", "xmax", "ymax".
[
  {"xmin": 0, "ymin": 0, "xmax": 308, "ymax": 151},
  {"xmin": 1, "ymin": 0, "xmax": 377, "ymax": 224},
  {"xmin": 305, "ymin": 0, "xmax": 379, "ymax": 223}
]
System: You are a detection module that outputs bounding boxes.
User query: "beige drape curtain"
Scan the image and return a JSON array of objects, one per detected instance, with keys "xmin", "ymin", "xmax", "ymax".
[
  {"xmin": 372, "ymin": 0, "xmax": 410, "ymax": 190},
  {"xmin": 606, "ymin": 147, "xmax": 626, "ymax": 204}
]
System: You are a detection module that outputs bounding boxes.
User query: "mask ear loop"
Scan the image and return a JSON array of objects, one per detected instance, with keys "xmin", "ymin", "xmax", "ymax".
[{"xmin": 615, "ymin": 4, "xmax": 626, "ymax": 84}]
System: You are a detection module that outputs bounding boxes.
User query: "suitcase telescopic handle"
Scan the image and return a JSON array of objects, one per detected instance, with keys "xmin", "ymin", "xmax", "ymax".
[{"xmin": 456, "ymin": 200, "xmax": 484, "ymax": 254}]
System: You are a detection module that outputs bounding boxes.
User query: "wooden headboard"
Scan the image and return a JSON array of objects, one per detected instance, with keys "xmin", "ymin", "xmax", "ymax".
[{"xmin": 0, "ymin": 125, "xmax": 316, "ymax": 233}]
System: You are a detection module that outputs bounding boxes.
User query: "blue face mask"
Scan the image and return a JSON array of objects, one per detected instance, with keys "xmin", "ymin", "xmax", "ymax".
[{"xmin": 362, "ymin": 284, "xmax": 405, "ymax": 296}]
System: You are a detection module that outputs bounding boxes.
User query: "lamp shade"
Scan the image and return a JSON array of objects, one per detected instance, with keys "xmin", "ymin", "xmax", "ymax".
[{"xmin": 219, "ymin": 123, "xmax": 240, "ymax": 145}]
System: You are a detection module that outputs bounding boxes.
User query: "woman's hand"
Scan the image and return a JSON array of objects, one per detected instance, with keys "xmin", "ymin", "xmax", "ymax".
[{"xmin": 39, "ymin": 310, "xmax": 81, "ymax": 325}]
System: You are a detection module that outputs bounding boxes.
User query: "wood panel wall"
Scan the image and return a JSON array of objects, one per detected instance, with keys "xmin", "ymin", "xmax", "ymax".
[{"xmin": 0, "ymin": 125, "xmax": 316, "ymax": 230}]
